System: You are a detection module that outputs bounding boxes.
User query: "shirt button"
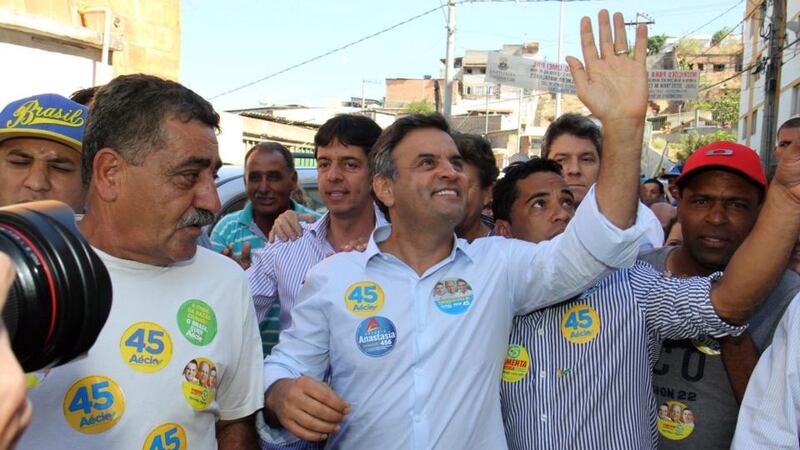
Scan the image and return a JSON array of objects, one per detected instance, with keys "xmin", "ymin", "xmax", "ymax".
[
  {"xmin": 414, "ymin": 415, "xmax": 422, "ymax": 423},
  {"xmin": 539, "ymin": 370, "xmax": 546, "ymax": 379},
  {"xmin": 540, "ymin": 414, "xmax": 547, "ymax": 422},
  {"xmin": 537, "ymin": 328, "xmax": 545, "ymax": 336}
]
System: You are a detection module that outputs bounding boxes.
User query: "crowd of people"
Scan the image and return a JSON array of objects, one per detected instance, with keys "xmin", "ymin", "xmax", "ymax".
[{"xmin": 1, "ymin": 9, "xmax": 800, "ymax": 450}]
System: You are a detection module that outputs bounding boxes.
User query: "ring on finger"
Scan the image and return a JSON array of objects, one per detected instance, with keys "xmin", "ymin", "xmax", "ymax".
[{"xmin": 615, "ymin": 49, "xmax": 628, "ymax": 55}]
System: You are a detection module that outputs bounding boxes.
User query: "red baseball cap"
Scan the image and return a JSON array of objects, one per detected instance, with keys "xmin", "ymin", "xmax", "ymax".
[{"xmin": 676, "ymin": 141, "xmax": 767, "ymax": 190}]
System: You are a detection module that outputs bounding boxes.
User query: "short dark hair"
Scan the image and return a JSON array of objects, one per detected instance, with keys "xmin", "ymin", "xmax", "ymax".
[
  {"xmin": 314, "ymin": 114, "xmax": 382, "ymax": 158},
  {"xmin": 70, "ymin": 86, "xmax": 102, "ymax": 106},
  {"xmin": 370, "ymin": 113, "xmax": 451, "ymax": 219},
  {"xmin": 452, "ymin": 132, "xmax": 499, "ymax": 188},
  {"xmin": 244, "ymin": 142, "xmax": 295, "ymax": 172},
  {"xmin": 542, "ymin": 113, "xmax": 603, "ymax": 158},
  {"xmin": 643, "ymin": 178, "xmax": 665, "ymax": 196},
  {"xmin": 492, "ymin": 157, "xmax": 565, "ymax": 222},
  {"xmin": 778, "ymin": 116, "xmax": 800, "ymax": 136},
  {"xmin": 82, "ymin": 74, "xmax": 219, "ymax": 186}
]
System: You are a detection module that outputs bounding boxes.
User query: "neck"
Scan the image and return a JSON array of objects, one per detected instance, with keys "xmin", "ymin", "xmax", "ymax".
[
  {"xmin": 455, "ymin": 218, "xmax": 490, "ymax": 243},
  {"xmin": 326, "ymin": 203, "xmax": 376, "ymax": 251},
  {"xmin": 253, "ymin": 203, "xmax": 291, "ymax": 237},
  {"xmin": 78, "ymin": 208, "xmax": 168, "ymax": 266},
  {"xmin": 667, "ymin": 245, "xmax": 718, "ymax": 277},
  {"xmin": 379, "ymin": 215, "xmax": 455, "ymax": 276}
]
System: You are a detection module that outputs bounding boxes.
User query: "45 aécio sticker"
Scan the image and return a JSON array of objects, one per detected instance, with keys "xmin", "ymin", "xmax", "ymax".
[
  {"xmin": 344, "ymin": 281, "xmax": 385, "ymax": 317},
  {"xmin": 62, "ymin": 375, "xmax": 125, "ymax": 434},
  {"xmin": 561, "ymin": 304, "xmax": 601, "ymax": 344},
  {"xmin": 142, "ymin": 423, "xmax": 186, "ymax": 450},
  {"xmin": 120, "ymin": 322, "xmax": 173, "ymax": 373}
]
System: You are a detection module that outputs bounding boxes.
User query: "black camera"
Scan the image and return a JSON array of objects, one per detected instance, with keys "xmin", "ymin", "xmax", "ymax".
[{"xmin": 0, "ymin": 201, "xmax": 112, "ymax": 372}]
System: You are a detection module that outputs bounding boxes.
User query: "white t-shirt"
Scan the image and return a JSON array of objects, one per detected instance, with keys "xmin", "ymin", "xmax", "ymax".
[{"xmin": 20, "ymin": 247, "xmax": 263, "ymax": 450}]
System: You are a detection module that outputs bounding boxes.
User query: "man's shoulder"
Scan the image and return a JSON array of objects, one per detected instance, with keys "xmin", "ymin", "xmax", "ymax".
[
  {"xmin": 637, "ymin": 246, "xmax": 671, "ymax": 270},
  {"xmin": 210, "ymin": 210, "xmax": 247, "ymax": 238},
  {"xmin": 190, "ymin": 246, "xmax": 247, "ymax": 278}
]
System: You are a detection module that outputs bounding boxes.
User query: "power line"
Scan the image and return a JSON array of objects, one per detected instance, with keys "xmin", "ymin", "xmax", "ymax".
[
  {"xmin": 699, "ymin": 60, "xmax": 759, "ymax": 92},
  {"xmin": 209, "ymin": 4, "xmax": 448, "ymax": 100},
  {"xmin": 683, "ymin": 19, "xmax": 746, "ymax": 66},
  {"xmin": 674, "ymin": 0, "xmax": 745, "ymax": 42}
]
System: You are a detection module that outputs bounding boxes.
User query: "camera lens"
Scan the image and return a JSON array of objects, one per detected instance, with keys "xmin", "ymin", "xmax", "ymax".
[{"xmin": 0, "ymin": 201, "xmax": 112, "ymax": 372}]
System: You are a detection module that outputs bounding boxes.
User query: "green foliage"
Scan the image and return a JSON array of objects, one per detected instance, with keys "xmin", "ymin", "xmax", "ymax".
[
  {"xmin": 676, "ymin": 39, "xmax": 702, "ymax": 69},
  {"xmin": 675, "ymin": 130, "xmax": 737, "ymax": 162},
  {"xmin": 405, "ymin": 100, "xmax": 435, "ymax": 115},
  {"xmin": 711, "ymin": 27, "xmax": 732, "ymax": 46},
  {"xmin": 694, "ymin": 90, "xmax": 741, "ymax": 124},
  {"xmin": 648, "ymin": 34, "xmax": 669, "ymax": 55}
]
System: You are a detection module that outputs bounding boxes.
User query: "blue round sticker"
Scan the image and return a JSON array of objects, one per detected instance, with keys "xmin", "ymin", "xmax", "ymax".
[
  {"xmin": 433, "ymin": 277, "xmax": 475, "ymax": 315},
  {"xmin": 355, "ymin": 316, "xmax": 397, "ymax": 357}
]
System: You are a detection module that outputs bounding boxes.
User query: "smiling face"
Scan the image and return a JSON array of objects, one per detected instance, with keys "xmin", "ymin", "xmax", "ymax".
[
  {"xmin": 244, "ymin": 149, "xmax": 296, "ymax": 220},
  {"xmin": 547, "ymin": 134, "xmax": 600, "ymax": 204},
  {"xmin": 677, "ymin": 170, "xmax": 761, "ymax": 272},
  {"xmin": 374, "ymin": 128, "xmax": 466, "ymax": 229},
  {"xmin": 316, "ymin": 141, "xmax": 372, "ymax": 218},
  {"xmin": 111, "ymin": 118, "xmax": 221, "ymax": 265},
  {"xmin": 0, "ymin": 138, "xmax": 84, "ymax": 210}
]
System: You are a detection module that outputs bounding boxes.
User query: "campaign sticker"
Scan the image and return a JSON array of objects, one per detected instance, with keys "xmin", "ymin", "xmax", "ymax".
[
  {"xmin": 657, "ymin": 400, "xmax": 695, "ymax": 440},
  {"xmin": 433, "ymin": 277, "xmax": 475, "ymax": 315},
  {"xmin": 355, "ymin": 316, "xmax": 397, "ymax": 357},
  {"xmin": 177, "ymin": 299, "xmax": 218, "ymax": 346},
  {"xmin": 560, "ymin": 304, "xmax": 601, "ymax": 344},
  {"xmin": 120, "ymin": 322, "xmax": 173, "ymax": 373},
  {"xmin": 25, "ymin": 370, "xmax": 50, "ymax": 389},
  {"xmin": 502, "ymin": 344, "xmax": 530, "ymax": 383},
  {"xmin": 63, "ymin": 375, "xmax": 125, "ymax": 434},
  {"xmin": 344, "ymin": 281, "xmax": 385, "ymax": 317},
  {"xmin": 691, "ymin": 336, "xmax": 721, "ymax": 356},
  {"xmin": 142, "ymin": 423, "xmax": 187, "ymax": 450},
  {"xmin": 180, "ymin": 357, "xmax": 218, "ymax": 410}
]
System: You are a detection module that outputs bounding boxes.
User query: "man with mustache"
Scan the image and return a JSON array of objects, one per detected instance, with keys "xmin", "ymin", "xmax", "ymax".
[
  {"xmin": 20, "ymin": 74, "xmax": 263, "ymax": 449},
  {"xmin": 640, "ymin": 142, "xmax": 800, "ymax": 449}
]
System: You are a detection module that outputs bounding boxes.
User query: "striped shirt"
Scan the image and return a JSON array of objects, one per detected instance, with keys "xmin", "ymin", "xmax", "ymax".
[
  {"xmin": 210, "ymin": 200, "xmax": 321, "ymax": 356},
  {"xmin": 247, "ymin": 204, "xmax": 388, "ymax": 332},
  {"xmin": 501, "ymin": 261, "xmax": 745, "ymax": 450}
]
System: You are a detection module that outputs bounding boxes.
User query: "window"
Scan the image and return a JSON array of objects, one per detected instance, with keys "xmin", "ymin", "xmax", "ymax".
[
  {"xmin": 698, "ymin": 63, "xmax": 705, "ymax": 71},
  {"xmin": 751, "ymin": 109, "xmax": 758, "ymax": 137},
  {"xmin": 714, "ymin": 64, "xmax": 725, "ymax": 72},
  {"xmin": 792, "ymin": 85, "xmax": 800, "ymax": 116}
]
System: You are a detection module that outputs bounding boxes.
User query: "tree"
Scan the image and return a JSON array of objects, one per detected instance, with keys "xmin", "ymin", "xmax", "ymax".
[
  {"xmin": 648, "ymin": 34, "xmax": 668, "ymax": 55},
  {"xmin": 676, "ymin": 39, "xmax": 702, "ymax": 69},
  {"xmin": 711, "ymin": 27, "xmax": 732, "ymax": 46},
  {"xmin": 405, "ymin": 100, "xmax": 435, "ymax": 115},
  {"xmin": 675, "ymin": 130, "xmax": 737, "ymax": 162},
  {"xmin": 694, "ymin": 90, "xmax": 741, "ymax": 125}
]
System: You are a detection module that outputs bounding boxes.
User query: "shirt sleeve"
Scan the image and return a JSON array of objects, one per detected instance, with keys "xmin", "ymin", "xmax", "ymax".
[
  {"xmin": 209, "ymin": 214, "xmax": 234, "ymax": 253},
  {"xmin": 506, "ymin": 185, "xmax": 649, "ymax": 315},
  {"xmin": 247, "ymin": 244, "xmax": 280, "ymax": 323},
  {"xmin": 263, "ymin": 268, "xmax": 331, "ymax": 391},
  {"xmin": 216, "ymin": 277, "xmax": 264, "ymax": 421},
  {"xmin": 731, "ymin": 296, "xmax": 800, "ymax": 449},
  {"xmin": 632, "ymin": 264, "xmax": 746, "ymax": 339}
]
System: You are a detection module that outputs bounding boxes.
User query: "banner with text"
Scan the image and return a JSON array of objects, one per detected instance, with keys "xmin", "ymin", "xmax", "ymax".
[{"xmin": 485, "ymin": 52, "xmax": 699, "ymax": 100}]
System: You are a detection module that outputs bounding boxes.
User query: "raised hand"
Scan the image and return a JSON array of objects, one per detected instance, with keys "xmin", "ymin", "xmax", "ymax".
[
  {"xmin": 565, "ymin": 10, "xmax": 648, "ymax": 124},
  {"xmin": 772, "ymin": 139, "xmax": 800, "ymax": 204}
]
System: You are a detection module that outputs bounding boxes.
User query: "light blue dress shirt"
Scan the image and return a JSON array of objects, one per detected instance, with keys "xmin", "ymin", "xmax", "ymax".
[
  {"xmin": 263, "ymin": 187, "xmax": 648, "ymax": 450},
  {"xmin": 732, "ymin": 293, "xmax": 800, "ymax": 449}
]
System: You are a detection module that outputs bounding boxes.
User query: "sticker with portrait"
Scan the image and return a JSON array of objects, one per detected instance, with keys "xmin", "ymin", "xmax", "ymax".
[
  {"xmin": 432, "ymin": 277, "xmax": 475, "ymax": 315},
  {"xmin": 180, "ymin": 357, "xmax": 218, "ymax": 410}
]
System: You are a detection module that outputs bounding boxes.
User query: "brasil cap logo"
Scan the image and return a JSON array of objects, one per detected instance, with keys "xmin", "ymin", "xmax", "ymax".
[{"xmin": 5, "ymin": 99, "xmax": 85, "ymax": 129}]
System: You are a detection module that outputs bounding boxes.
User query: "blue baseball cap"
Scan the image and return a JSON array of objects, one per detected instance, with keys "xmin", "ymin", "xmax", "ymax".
[
  {"xmin": 664, "ymin": 165, "xmax": 682, "ymax": 177},
  {"xmin": 0, "ymin": 93, "xmax": 89, "ymax": 153}
]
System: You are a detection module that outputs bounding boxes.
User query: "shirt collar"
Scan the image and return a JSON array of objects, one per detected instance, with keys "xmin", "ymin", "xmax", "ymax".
[
  {"xmin": 360, "ymin": 224, "xmax": 472, "ymax": 270},
  {"xmin": 238, "ymin": 201, "xmax": 255, "ymax": 225}
]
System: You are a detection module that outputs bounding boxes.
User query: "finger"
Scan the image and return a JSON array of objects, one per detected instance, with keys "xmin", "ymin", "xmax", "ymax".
[
  {"xmin": 241, "ymin": 242, "xmax": 251, "ymax": 266},
  {"xmin": 633, "ymin": 24, "xmax": 648, "ymax": 62},
  {"xmin": 7, "ymin": 399, "xmax": 31, "ymax": 448},
  {"xmin": 273, "ymin": 223, "xmax": 291, "ymax": 242},
  {"xmin": 597, "ymin": 10, "xmax": 614, "ymax": 60},
  {"xmin": 287, "ymin": 217, "xmax": 303, "ymax": 239},
  {"xmin": 566, "ymin": 56, "xmax": 589, "ymax": 94},
  {"xmin": 301, "ymin": 377, "xmax": 350, "ymax": 415},
  {"xmin": 292, "ymin": 406, "xmax": 342, "ymax": 434},
  {"xmin": 298, "ymin": 214, "xmax": 316, "ymax": 224},
  {"xmin": 0, "ymin": 254, "xmax": 13, "ymax": 311},
  {"xmin": 578, "ymin": 16, "xmax": 599, "ymax": 64},
  {"xmin": 283, "ymin": 418, "xmax": 330, "ymax": 442},
  {"xmin": 612, "ymin": 12, "xmax": 629, "ymax": 55}
]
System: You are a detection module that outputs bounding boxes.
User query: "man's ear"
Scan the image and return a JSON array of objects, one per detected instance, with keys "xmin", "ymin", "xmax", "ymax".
[
  {"xmin": 372, "ymin": 176, "xmax": 395, "ymax": 209},
  {"xmin": 494, "ymin": 219, "xmax": 513, "ymax": 238},
  {"xmin": 91, "ymin": 148, "xmax": 125, "ymax": 202}
]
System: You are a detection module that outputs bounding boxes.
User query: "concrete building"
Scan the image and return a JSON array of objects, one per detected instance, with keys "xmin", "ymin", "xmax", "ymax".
[
  {"xmin": 0, "ymin": 0, "xmax": 180, "ymax": 107},
  {"xmin": 739, "ymin": 0, "xmax": 800, "ymax": 152}
]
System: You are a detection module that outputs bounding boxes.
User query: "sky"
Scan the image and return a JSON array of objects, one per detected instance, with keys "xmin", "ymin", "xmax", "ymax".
[{"xmin": 180, "ymin": 0, "xmax": 746, "ymax": 111}]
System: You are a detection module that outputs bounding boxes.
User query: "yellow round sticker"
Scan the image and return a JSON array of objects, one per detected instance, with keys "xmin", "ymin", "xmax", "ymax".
[
  {"xmin": 691, "ymin": 336, "xmax": 721, "ymax": 356},
  {"xmin": 560, "ymin": 304, "xmax": 601, "ymax": 344},
  {"xmin": 344, "ymin": 281, "xmax": 385, "ymax": 317},
  {"xmin": 657, "ymin": 400, "xmax": 695, "ymax": 440},
  {"xmin": 142, "ymin": 423, "xmax": 187, "ymax": 450},
  {"xmin": 181, "ymin": 357, "xmax": 217, "ymax": 410},
  {"xmin": 120, "ymin": 322, "xmax": 173, "ymax": 373},
  {"xmin": 63, "ymin": 375, "xmax": 125, "ymax": 434},
  {"xmin": 502, "ymin": 344, "xmax": 530, "ymax": 383}
]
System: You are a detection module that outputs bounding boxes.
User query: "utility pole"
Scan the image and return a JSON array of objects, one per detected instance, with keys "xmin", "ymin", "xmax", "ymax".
[
  {"xmin": 760, "ymin": 0, "xmax": 785, "ymax": 177},
  {"xmin": 624, "ymin": 12, "xmax": 655, "ymax": 27},
  {"xmin": 444, "ymin": 0, "xmax": 456, "ymax": 120},
  {"xmin": 556, "ymin": 0, "xmax": 564, "ymax": 118}
]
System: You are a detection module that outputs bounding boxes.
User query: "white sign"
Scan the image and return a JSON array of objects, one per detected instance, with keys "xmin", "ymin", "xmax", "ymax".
[{"xmin": 485, "ymin": 52, "xmax": 700, "ymax": 100}]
